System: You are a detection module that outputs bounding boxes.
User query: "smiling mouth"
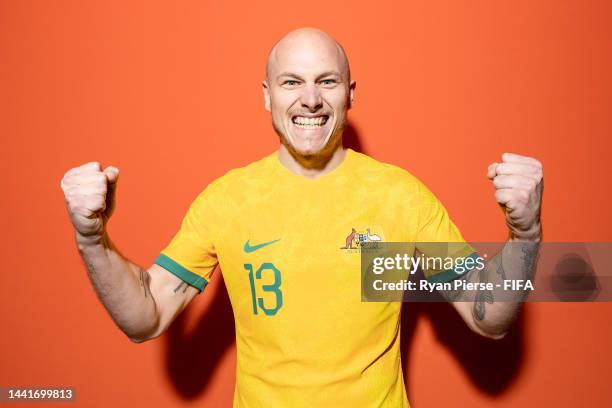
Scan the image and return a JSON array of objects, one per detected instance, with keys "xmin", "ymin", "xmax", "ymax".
[{"xmin": 291, "ymin": 115, "xmax": 330, "ymax": 129}]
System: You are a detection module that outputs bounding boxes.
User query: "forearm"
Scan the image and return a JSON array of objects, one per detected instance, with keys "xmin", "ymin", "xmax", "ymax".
[
  {"xmin": 75, "ymin": 231, "xmax": 160, "ymax": 342},
  {"xmin": 437, "ymin": 152, "xmax": 543, "ymax": 338},
  {"xmin": 444, "ymin": 238, "xmax": 540, "ymax": 338}
]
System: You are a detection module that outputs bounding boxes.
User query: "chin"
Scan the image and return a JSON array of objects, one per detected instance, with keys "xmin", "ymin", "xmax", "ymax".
[
  {"xmin": 273, "ymin": 116, "xmax": 344, "ymax": 162},
  {"xmin": 285, "ymin": 135, "xmax": 344, "ymax": 167},
  {"xmin": 292, "ymin": 139, "xmax": 328, "ymax": 155},
  {"xmin": 286, "ymin": 130, "xmax": 335, "ymax": 156}
]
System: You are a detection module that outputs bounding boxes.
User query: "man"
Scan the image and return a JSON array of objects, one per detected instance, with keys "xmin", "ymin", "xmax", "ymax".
[{"xmin": 60, "ymin": 28, "xmax": 543, "ymax": 407}]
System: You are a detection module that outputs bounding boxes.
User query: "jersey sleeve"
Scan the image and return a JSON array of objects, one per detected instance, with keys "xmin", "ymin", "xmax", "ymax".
[
  {"xmin": 414, "ymin": 181, "xmax": 478, "ymax": 283},
  {"xmin": 154, "ymin": 183, "xmax": 222, "ymax": 293}
]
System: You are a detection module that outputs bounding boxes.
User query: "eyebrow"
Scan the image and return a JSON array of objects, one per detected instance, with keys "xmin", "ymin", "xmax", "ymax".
[{"xmin": 276, "ymin": 71, "xmax": 343, "ymax": 81}]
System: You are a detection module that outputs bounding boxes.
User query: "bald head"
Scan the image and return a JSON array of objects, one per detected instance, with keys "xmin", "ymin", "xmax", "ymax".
[
  {"xmin": 262, "ymin": 28, "xmax": 356, "ymax": 166},
  {"xmin": 266, "ymin": 28, "xmax": 350, "ymax": 82}
]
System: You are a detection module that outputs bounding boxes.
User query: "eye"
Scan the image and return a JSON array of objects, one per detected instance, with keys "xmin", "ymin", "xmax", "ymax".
[
  {"xmin": 283, "ymin": 80, "xmax": 299, "ymax": 87},
  {"xmin": 321, "ymin": 79, "xmax": 336, "ymax": 86}
]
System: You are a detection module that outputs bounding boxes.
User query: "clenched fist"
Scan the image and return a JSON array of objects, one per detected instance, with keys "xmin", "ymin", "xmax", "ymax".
[
  {"xmin": 488, "ymin": 153, "xmax": 543, "ymax": 241},
  {"xmin": 61, "ymin": 162, "xmax": 119, "ymax": 239}
]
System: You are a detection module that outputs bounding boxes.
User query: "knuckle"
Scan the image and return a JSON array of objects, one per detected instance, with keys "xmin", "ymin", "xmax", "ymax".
[
  {"xmin": 61, "ymin": 173, "xmax": 74, "ymax": 190},
  {"xmin": 64, "ymin": 191, "xmax": 76, "ymax": 201},
  {"xmin": 69, "ymin": 200, "xmax": 83, "ymax": 214},
  {"xmin": 92, "ymin": 198, "xmax": 104, "ymax": 210},
  {"xmin": 91, "ymin": 173, "xmax": 106, "ymax": 185},
  {"xmin": 526, "ymin": 179, "xmax": 536, "ymax": 190},
  {"xmin": 68, "ymin": 185, "xmax": 85, "ymax": 196},
  {"xmin": 63, "ymin": 167, "xmax": 78, "ymax": 178},
  {"xmin": 87, "ymin": 199, "xmax": 103, "ymax": 212},
  {"xmin": 62, "ymin": 183, "xmax": 76, "ymax": 196},
  {"xmin": 63, "ymin": 184, "xmax": 81, "ymax": 196}
]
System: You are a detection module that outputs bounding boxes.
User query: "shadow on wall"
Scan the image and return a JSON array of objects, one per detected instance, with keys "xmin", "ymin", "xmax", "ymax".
[
  {"xmin": 343, "ymin": 122, "xmax": 363, "ymax": 153},
  {"xmin": 401, "ymin": 301, "xmax": 525, "ymax": 397},
  {"xmin": 163, "ymin": 120, "xmax": 525, "ymax": 400},
  {"xmin": 164, "ymin": 269, "xmax": 235, "ymax": 399}
]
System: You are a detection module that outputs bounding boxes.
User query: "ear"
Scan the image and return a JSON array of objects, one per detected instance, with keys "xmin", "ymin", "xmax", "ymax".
[
  {"xmin": 348, "ymin": 80, "xmax": 356, "ymax": 109},
  {"xmin": 262, "ymin": 80, "xmax": 271, "ymax": 112}
]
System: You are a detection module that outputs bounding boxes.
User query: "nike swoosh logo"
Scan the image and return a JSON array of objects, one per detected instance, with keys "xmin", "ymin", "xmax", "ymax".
[{"xmin": 243, "ymin": 239, "xmax": 280, "ymax": 253}]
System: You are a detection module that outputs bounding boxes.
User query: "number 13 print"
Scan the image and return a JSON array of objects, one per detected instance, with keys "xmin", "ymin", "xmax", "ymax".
[{"xmin": 244, "ymin": 263, "xmax": 283, "ymax": 316}]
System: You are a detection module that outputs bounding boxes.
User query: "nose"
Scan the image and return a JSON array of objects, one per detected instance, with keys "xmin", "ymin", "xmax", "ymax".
[{"xmin": 299, "ymin": 84, "xmax": 323, "ymax": 112}]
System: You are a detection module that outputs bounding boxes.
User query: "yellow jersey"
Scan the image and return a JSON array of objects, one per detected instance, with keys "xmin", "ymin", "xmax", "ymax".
[{"xmin": 155, "ymin": 148, "xmax": 470, "ymax": 407}]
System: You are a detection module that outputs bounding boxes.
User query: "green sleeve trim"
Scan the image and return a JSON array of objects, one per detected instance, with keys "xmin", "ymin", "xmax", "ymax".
[
  {"xmin": 425, "ymin": 252, "xmax": 481, "ymax": 284},
  {"xmin": 154, "ymin": 254, "xmax": 209, "ymax": 292}
]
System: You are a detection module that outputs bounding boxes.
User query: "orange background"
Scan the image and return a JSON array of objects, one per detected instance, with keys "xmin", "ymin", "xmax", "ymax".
[{"xmin": 1, "ymin": 1, "xmax": 611, "ymax": 407}]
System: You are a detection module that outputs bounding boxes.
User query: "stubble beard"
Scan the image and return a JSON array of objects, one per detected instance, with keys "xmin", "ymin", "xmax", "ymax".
[{"xmin": 272, "ymin": 116, "xmax": 346, "ymax": 170}]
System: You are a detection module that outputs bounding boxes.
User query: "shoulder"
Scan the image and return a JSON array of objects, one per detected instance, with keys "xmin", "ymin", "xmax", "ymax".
[
  {"xmin": 348, "ymin": 150, "xmax": 426, "ymax": 193},
  {"xmin": 193, "ymin": 152, "xmax": 278, "ymax": 203}
]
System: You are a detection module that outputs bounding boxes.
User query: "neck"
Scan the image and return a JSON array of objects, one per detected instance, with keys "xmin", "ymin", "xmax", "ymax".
[{"xmin": 278, "ymin": 144, "xmax": 347, "ymax": 179}]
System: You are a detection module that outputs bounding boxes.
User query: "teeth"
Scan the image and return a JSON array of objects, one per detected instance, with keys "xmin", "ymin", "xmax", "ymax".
[{"xmin": 292, "ymin": 116, "xmax": 328, "ymax": 128}]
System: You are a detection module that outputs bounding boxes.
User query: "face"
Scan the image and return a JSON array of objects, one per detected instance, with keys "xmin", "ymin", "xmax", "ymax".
[{"xmin": 263, "ymin": 36, "xmax": 355, "ymax": 158}]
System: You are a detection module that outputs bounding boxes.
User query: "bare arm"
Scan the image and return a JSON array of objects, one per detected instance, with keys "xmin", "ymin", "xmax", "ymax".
[
  {"xmin": 76, "ymin": 232, "xmax": 198, "ymax": 342},
  {"xmin": 440, "ymin": 153, "xmax": 543, "ymax": 339},
  {"xmin": 62, "ymin": 162, "xmax": 198, "ymax": 343},
  {"xmin": 439, "ymin": 239, "xmax": 539, "ymax": 339}
]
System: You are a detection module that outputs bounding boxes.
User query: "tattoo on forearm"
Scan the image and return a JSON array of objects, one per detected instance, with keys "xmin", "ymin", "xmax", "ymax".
[
  {"xmin": 85, "ymin": 259, "xmax": 96, "ymax": 275},
  {"xmin": 438, "ymin": 243, "xmax": 537, "ymax": 325},
  {"xmin": 445, "ymin": 287, "xmax": 461, "ymax": 301},
  {"xmin": 473, "ymin": 265, "xmax": 494, "ymax": 321},
  {"xmin": 138, "ymin": 268, "xmax": 151, "ymax": 298},
  {"xmin": 474, "ymin": 290, "xmax": 494, "ymax": 321},
  {"xmin": 494, "ymin": 250, "xmax": 507, "ymax": 280},
  {"xmin": 439, "ymin": 266, "xmax": 479, "ymax": 302},
  {"xmin": 521, "ymin": 243, "xmax": 539, "ymax": 280},
  {"xmin": 173, "ymin": 282, "xmax": 188, "ymax": 294}
]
